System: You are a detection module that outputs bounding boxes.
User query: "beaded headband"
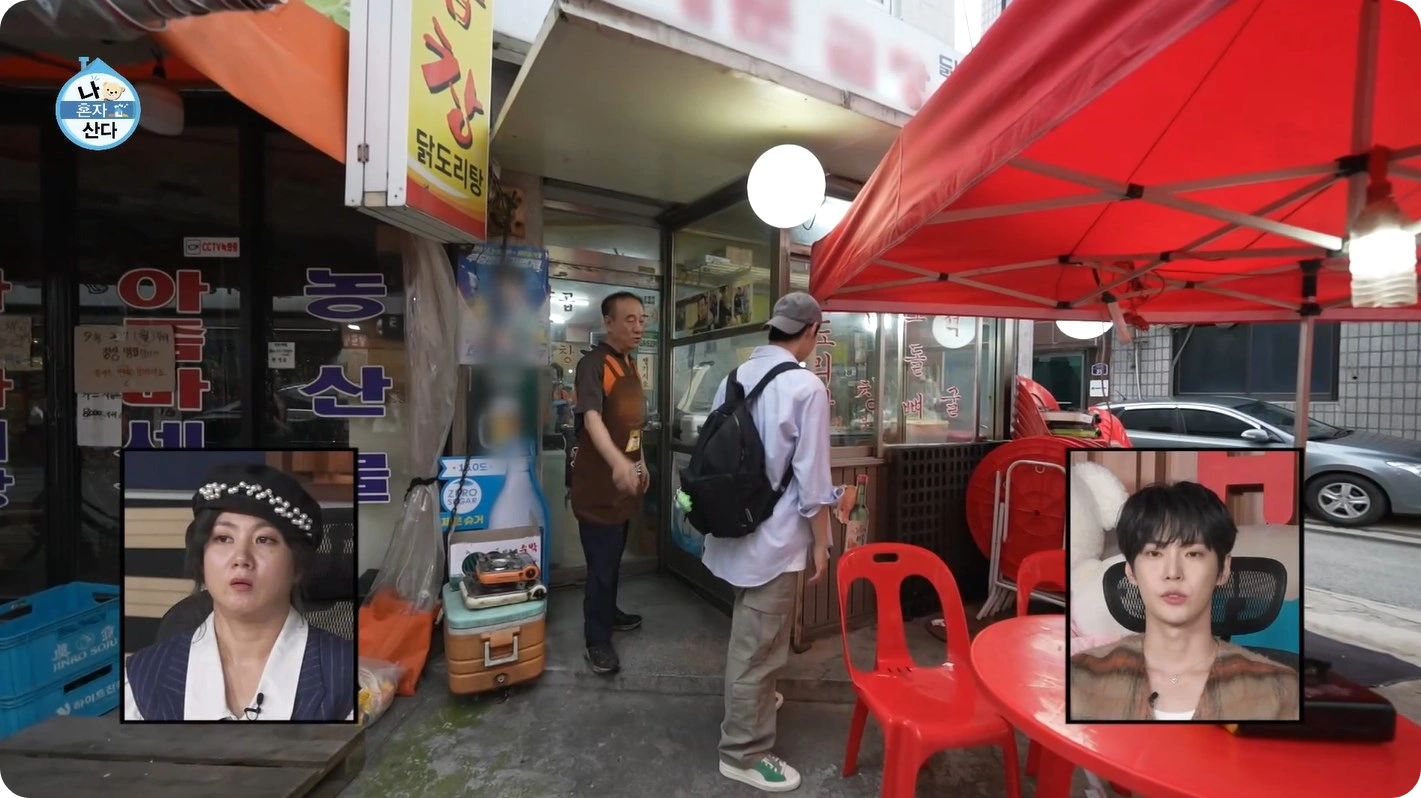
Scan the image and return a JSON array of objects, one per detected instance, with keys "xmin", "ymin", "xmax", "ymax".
[{"xmin": 197, "ymin": 480, "xmax": 316, "ymax": 536}]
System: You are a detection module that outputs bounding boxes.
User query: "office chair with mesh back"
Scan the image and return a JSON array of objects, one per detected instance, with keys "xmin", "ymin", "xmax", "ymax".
[
  {"xmin": 155, "ymin": 514, "xmax": 356, "ymax": 643},
  {"xmin": 1102, "ymin": 556, "xmax": 1299, "ymax": 670}
]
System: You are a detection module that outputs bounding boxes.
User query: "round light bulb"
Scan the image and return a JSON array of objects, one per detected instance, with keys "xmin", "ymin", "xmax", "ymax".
[
  {"xmin": 1349, "ymin": 199, "xmax": 1418, "ymax": 308},
  {"xmin": 747, "ymin": 145, "xmax": 827, "ymax": 229},
  {"xmin": 1056, "ymin": 320, "xmax": 1113, "ymax": 340}
]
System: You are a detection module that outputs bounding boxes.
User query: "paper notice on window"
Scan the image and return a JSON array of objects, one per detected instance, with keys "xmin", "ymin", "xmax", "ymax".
[
  {"xmin": 77, "ymin": 393, "xmax": 123, "ymax": 448},
  {"xmin": 73, "ymin": 325, "xmax": 175, "ymax": 394},
  {"xmin": 0, "ymin": 315, "xmax": 32, "ymax": 368}
]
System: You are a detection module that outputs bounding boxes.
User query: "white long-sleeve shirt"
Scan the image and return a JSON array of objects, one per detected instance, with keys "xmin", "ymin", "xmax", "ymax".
[{"xmin": 701, "ymin": 345, "xmax": 838, "ymax": 588}]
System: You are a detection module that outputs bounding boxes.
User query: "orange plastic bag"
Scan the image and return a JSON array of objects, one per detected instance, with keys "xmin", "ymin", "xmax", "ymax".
[{"xmin": 358, "ymin": 589, "xmax": 437, "ymax": 696}]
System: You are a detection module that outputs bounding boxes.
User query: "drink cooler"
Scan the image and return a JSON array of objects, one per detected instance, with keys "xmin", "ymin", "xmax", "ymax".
[{"xmin": 443, "ymin": 581, "xmax": 547, "ymax": 694}]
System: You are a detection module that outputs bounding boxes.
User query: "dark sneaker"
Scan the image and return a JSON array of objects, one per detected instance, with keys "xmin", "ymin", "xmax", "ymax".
[
  {"xmin": 585, "ymin": 643, "xmax": 620, "ymax": 674},
  {"xmin": 613, "ymin": 610, "xmax": 643, "ymax": 632},
  {"xmin": 719, "ymin": 753, "xmax": 801, "ymax": 792}
]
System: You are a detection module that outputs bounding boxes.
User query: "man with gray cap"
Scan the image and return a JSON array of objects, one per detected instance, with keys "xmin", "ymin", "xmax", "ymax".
[{"xmin": 703, "ymin": 291, "xmax": 836, "ymax": 792}]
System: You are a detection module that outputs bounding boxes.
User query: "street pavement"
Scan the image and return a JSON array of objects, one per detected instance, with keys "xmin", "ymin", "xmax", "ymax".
[
  {"xmin": 1303, "ymin": 517, "xmax": 1421, "ymax": 726},
  {"xmin": 1304, "ymin": 524, "xmax": 1421, "ymax": 611}
]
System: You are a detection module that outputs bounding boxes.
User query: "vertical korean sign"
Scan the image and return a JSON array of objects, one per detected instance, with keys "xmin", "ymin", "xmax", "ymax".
[
  {"xmin": 406, "ymin": 0, "xmax": 492, "ymax": 240},
  {"xmin": 301, "ymin": 268, "xmax": 395, "ymax": 507},
  {"xmin": 117, "ymin": 269, "xmax": 212, "ymax": 449}
]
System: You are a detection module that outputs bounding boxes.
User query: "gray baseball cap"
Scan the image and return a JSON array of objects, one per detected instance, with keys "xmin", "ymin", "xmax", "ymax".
[{"xmin": 764, "ymin": 291, "xmax": 823, "ymax": 335}]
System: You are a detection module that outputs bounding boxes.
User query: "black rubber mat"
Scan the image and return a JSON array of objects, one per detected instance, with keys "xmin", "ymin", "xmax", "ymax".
[{"xmin": 1304, "ymin": 631, "xmax": 1421, "ymax": 687}]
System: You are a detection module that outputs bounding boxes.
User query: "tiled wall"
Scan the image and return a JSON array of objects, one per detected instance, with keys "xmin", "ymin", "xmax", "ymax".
[{"xmin": 1104, "ymin": 322, "xmax": 1421, "ymax": 440}]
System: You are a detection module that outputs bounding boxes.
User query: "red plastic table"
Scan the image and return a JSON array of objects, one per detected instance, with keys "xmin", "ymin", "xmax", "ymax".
[{"xmin": 969, "ymin": 616, "xmax": 1421, "ymax": 798}]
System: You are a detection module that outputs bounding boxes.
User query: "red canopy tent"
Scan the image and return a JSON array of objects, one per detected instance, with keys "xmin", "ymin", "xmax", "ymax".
[{"xmin": 809, "ymin": 0, "xmax": 1421, "ymax": 440}]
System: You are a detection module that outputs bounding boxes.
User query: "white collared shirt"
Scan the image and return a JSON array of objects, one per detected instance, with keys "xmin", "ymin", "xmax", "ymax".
[
  {"xmin": 123, "ymin": 607, "xmax": 354, "ymax": 721},
  {"xmin": 701, "ymin": 345, "xmax": 838, "ymax": 588}
]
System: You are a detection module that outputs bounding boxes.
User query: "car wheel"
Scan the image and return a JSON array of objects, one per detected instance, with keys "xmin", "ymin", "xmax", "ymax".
[{"xmin": 1305, "ymin": 473, "xmax": 1389, "ymax": 528}]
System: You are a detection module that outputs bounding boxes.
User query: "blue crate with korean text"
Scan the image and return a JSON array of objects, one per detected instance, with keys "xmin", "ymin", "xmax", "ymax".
[
  {"xmin": 0, "ymin": 582, "xmax": 120, "ymax": 697},
  {"xmin": 0, "ymin": 655, "xmax": 121, "ymax": 741}
]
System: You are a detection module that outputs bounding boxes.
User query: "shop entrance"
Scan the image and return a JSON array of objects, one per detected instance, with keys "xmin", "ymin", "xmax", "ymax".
[{"xmin": 541, "ymin": 248, "xmax": 663, "ymax": 588}]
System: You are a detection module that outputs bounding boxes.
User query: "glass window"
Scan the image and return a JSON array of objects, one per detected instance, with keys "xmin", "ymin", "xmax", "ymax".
[
  {"xmin": 265, "ymin": 132, "xmax": 410, "ymax": 573},
  {"xmin": 899, "ymin": 315, "xmax": 985, "ymax": 443},
  {"xmin": 1173, "ymin": 323, "xmax": 1338, "ymax": 400},
  {"xmin": 1116, "ymin": 407, "xmax": 1181, "ymax": 434},
  {"xmin": 671, "ymin": 202, "xmax": 772, "ymax": 338},
  {"xmin": 1180, "ymin": 409, "xmax": 1253, "ymax": 439},
  {"xmin": 815, "ymin": 312, "xmax": 878, "ymax": 444},
  {"xmin": 76, "ymin": 126, "xmax": 246, "ymax": 586},
  {"xmin": 543, "ymin": 208, "xmax": 660, "ymax": 260},
  {"xmin": 670, "ymin": 329, "xmax": 768, "ymax": 446},
  {"xmin": 0, "ymin": 125, "xmax": 46, "ymax": 599}
]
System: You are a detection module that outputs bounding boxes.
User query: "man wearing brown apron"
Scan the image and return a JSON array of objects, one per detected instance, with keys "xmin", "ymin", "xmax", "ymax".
[{"xmin": 570, "ymin": 291, "xmax": 649, "ymax": 674}]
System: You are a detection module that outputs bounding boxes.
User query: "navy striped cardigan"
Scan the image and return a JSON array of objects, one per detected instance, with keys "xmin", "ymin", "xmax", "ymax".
[{"xmin": 127, "ymin": 625, "xmax": 355, "ymax": 721}]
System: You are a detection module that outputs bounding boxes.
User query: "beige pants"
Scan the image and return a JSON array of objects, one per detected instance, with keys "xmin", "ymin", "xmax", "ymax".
[{"xmin": 719, "ymin": 570, "xmax": 799, "ymax": 768}]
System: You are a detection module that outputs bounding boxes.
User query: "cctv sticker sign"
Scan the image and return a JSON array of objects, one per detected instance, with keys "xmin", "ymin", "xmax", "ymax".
[{"xmin": 183, "ymin": 237, "xmax": 241, "ymax": 258}]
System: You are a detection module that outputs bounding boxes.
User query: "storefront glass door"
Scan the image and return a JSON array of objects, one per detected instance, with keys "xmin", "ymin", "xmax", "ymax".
[{"xmin": 542, "ymin": 264, "xmax": 662, "ymax": 587}]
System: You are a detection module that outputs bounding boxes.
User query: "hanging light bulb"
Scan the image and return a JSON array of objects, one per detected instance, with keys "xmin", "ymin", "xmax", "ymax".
[
  {"xmin": 1350, "ymin": 197, "xmax": 1418, "ymax": 308},
  {"xmin": 1350, "ymin": 148, "xmax": 1418, "ymax": 309}
]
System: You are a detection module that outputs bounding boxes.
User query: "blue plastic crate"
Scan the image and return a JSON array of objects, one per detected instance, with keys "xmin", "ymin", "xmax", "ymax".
[
  {"xmin": 0, "ymin": 582, "xmax": 120, "ymax": 698},
  {"xmin": 0, "ymin": 655, "xmax": 120, "ymax": 741}
]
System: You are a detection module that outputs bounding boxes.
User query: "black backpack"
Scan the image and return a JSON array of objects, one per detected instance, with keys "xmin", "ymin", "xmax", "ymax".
[{"xmin": 679, "ymin": 362, "xmax": 802, "ymax": 539}]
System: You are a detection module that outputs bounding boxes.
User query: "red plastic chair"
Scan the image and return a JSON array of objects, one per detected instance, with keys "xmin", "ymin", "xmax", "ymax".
[
  {"xmin": 1015, "ymin": 549, "xmax": 1133, "ymax": 798},
  {"xmin": 837, "ymin": 543, "xmax": 1022, "ymax": 798},
  {"xmin": 1015, "ymin": 548, "xmax": 1066, "ymax": 618}
]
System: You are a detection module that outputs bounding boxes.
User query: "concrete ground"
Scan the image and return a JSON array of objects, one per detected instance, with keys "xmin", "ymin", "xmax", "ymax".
[
  {"xmin": 341, "ymin": 574, "xmax": 1088, "ymax": 797},
  {"xmin": 340, "ymin": 562, "xmax": 1421, "ymax": 798},
  {"xmin": 339, "ymin": 674, "xmax": 1077, "ymax": 798}
]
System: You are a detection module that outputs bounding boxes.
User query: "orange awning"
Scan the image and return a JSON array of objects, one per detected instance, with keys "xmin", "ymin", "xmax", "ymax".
[
  {"xmin": 154, "ymin": 1, "xmax": 348, "ymax": 162},
  {"xmin": 0, "ymin": 2, "xmax": 349, "ymax": 162}
]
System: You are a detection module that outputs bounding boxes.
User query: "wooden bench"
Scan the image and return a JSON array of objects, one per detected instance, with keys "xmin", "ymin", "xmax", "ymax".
[{"xmin": 0, "ymin": 715, "xmax": 365, "ymax": 797}]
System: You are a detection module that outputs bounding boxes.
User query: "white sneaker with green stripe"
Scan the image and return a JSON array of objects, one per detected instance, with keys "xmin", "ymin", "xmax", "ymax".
[{"xmin": 719, "ymin": 754, "xmax": 801, "ymax": 792}]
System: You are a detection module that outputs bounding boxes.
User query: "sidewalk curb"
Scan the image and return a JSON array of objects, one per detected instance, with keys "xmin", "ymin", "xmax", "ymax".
[{"xmin": 1305, "ymin": 524, "xmax": 1421, "ymax": 548}]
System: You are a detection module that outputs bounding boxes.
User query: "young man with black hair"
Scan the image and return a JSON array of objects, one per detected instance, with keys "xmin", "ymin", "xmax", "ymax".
[
  {"xmin": 570, "ymin": 291, "xmax": 649, "ymax": 675},
  {"xmin": 703, "ymin": 292, "xmax": 836, "ymax": 792},
  {"xmin": 1069, "ymin": 481, "xmax": 1299, "ymax": 721}
]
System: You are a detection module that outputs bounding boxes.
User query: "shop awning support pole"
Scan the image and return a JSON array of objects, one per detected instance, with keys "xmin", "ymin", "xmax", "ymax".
[{"xmin": 1294, "ymin": 261, "xmax": 1322, "ymax": 450}]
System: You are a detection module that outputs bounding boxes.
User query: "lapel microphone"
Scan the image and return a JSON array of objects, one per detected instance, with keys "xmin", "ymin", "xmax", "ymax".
[
  {"xmin": 242, "ymin": 692, "xmax": 265, "ymax": 720},
  {"xmin": 1148, "ymin": 692, "xmax": 1159, "ymax": 706}
]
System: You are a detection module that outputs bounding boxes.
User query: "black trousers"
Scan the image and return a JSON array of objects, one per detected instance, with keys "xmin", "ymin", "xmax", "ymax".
[{"xmin": 579, "ymin": 521, "xmax": 629, "ymax": 647}]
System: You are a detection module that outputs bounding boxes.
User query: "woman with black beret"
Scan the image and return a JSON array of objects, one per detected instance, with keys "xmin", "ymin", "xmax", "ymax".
[{"xmin": 123, "ymin": 462, "xmax": 355, "ymax": 721}]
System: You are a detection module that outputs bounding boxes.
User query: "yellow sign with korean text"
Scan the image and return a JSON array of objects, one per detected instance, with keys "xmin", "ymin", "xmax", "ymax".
[{"xmin": 405, "ymin": 0, "xmax": 491, "ymax": 240}]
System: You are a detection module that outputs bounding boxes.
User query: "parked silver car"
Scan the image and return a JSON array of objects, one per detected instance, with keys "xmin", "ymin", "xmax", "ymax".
[{"xmin": 1098, "ymin": 396, "xmax": 1421, "ymax": 528}]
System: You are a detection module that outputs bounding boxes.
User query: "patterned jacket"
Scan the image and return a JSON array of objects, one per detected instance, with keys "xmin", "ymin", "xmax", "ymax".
[{"xmin": 1069, "ymin": 633, "xmax": 1300, "ymax": 721}]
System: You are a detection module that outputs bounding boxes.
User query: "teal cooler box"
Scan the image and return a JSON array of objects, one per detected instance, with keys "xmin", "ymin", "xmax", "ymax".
[
  {"xmin": 443, "ymin": 581, "xmax": 547, "ymax": 695},
  {"xmin": 0, "ymin": 582, "xmax": 122, "ymax": 739}
]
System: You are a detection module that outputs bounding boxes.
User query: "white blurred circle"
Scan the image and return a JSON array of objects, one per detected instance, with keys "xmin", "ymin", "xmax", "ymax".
[{"xmin": 747, "ymin": 145, "xmax": 827, "ymax": 229}]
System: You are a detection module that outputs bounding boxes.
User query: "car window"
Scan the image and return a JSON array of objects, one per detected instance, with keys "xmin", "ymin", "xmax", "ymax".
[
  {"xmin": 1180, "ymin": 409, "xmax": 1253, "ymax": 438},
  {"xmin": 1115, "ymin": 407, "xmax": 1180, "ymax": 434}
]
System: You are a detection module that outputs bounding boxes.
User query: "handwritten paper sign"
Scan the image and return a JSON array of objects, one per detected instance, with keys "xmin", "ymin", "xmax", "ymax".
[
  {"xmin": 77, "ymin": 393, "xmax": 122, "ymax": 448},
  {"xmin": 0, "ymin": 316, "xmax": 31, "ymax": 367},
  {"xmin": 73, "ymin": 325, "xmax": 176, "ymax": 394}
]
